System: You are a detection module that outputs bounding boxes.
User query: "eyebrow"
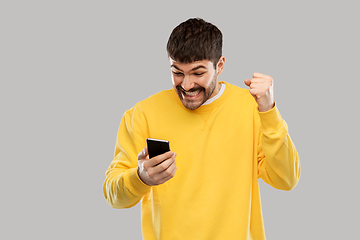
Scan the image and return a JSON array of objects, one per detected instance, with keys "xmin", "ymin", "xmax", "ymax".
[{"xmin": 171, "ymin": 64, "xmax": 207, "ymax": 72}]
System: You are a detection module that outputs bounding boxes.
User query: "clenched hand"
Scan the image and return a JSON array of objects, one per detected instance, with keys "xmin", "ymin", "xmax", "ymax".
[{"xmin": 244, "ymin": 72, "xmax": 275, "ymax": 112}]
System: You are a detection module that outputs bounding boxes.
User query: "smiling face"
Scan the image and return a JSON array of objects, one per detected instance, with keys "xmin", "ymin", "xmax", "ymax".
[{"xmin": 170, "ymin": 56, "xmax": 225, "ymax": 110}]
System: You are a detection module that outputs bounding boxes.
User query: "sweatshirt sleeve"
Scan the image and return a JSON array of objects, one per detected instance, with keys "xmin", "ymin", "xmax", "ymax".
[
  {"xmin": 103, "ymin": 106, "xmax": 151, "ymax": 209},
  {"xmin": 256, "ymin": 104, "xmax": 301, "ymax": 191}
]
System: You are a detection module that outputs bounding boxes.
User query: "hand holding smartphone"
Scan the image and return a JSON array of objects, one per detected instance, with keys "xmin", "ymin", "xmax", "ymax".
[{"xmin": 137, "ymin": 138, "xmax": 176, "ymax": 186}]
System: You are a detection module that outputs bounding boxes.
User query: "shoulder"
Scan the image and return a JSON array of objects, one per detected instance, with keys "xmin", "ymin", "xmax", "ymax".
[
  {"xmin": 143, "ymin": 89, "xmax": 175, "ymax": 104},
  {"xmin": 223, "ymin": 81, "xmax": 255, "ymax": 104},
  {"xmin": 125, "ymin": 89, "xmax": 176, "ymax": 118},
  {"xmin": 137, "ymin": 89, "xmax": 176, "ymax": 110},
  {"xmin": 224, "ymin": 81, "xmax": 248, "ymax": 94}
]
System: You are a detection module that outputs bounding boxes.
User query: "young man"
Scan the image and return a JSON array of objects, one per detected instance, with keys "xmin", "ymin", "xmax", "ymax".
[{"xmin": 103, "ymin": 18, "xmax": 300, "ymax": 240}]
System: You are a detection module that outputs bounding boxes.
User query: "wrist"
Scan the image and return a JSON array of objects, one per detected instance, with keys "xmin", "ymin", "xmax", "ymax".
[
  {"xmin": 258, "ymin": 102, "xmax": 275, "ymax": 112},
  {"xmin": 258, "ymin": 103, "xmax": 283, "ymax": 132},
  {"xmin": 124, "ymin": 168, "xmax": 151, "ymax": 195}
]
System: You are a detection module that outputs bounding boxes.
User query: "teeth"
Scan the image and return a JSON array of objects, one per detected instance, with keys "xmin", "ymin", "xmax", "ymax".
[{"xmin": 184, "ymin": 90, "xmax": 200, "ymax": 96}]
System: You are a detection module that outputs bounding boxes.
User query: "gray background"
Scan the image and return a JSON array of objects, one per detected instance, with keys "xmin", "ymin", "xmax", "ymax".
[{"xmin": 1, "ymin": 0, "xmax": 359, "ymax": 239}]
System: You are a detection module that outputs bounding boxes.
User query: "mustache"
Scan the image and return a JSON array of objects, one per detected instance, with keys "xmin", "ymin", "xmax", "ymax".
[{"xmin": 176, "ymin": 85, "xmax": 204, "ymax": 92}]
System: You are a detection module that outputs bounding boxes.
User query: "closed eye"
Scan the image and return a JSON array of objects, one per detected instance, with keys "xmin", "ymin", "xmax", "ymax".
[
  {"xmin": 173, "ymin": 72, "xmax": 184, "ymax": 76},
  {"xmin": 193, "ymin": 72, "xmax": 205, "ymax": 76}
]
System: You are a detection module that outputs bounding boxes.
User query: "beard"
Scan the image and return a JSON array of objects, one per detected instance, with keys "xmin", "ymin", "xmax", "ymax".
[{"xmin": 175, "ymin": 74, "xmax": 218, "ymax": 110}]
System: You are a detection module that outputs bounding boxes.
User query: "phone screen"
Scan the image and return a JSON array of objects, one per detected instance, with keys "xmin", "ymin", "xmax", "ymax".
[{"xmin": 146, "ymin": 138, "xmax": 170, "ymax": 159}]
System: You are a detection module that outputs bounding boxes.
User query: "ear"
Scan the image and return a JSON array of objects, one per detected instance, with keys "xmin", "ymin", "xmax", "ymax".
[{"xmin": 216, "ymin": 56, "xmax": 225, "ymax": 76}]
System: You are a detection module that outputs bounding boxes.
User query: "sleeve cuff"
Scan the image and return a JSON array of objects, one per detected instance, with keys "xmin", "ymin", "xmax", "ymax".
[
  {"xmin": 258, "ymin": 103, "xmax": 283, "ymax": 132},
  {"xmin": 124, "ymin": 167, "xmax": 151, "ymax": 196}
]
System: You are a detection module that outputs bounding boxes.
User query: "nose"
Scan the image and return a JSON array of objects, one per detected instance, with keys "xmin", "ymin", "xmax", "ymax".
[{"xmin": 181, "ymin": 75, "xmax": 195, "ymax": 91}]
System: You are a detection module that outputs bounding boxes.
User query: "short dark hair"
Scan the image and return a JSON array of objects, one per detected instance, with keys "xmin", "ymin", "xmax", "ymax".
[{"xmin": 166, "ymin": 18, "xmax": 223, "ymax": 69}]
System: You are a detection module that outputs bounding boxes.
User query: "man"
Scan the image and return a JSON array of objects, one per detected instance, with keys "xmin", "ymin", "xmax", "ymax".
[{"xmin": 103, "ymin": 18, "xmax": 300, "ymax": 240}]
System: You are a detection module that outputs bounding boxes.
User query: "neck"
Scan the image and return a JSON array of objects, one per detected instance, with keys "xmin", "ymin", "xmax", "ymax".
[{"xmin": 210, "ymin": 82, "xmax": 221, "ymax": 99}]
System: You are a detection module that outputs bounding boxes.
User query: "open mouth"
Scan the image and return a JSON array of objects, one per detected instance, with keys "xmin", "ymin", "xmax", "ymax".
[
  {"xmin": 184, "ymin": 89, "xmax": 200, "ymax": 96},
  {"xmin": 181, "ymin": 89, "xmax": 202, "ymax": 99}
]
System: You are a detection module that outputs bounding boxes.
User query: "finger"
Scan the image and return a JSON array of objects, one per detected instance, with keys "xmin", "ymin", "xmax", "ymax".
[
  {"xmin": 137, "ymin": 146, "xmax": 149, "ymax": 160},
  {"xmin": 250, "ymin": 82, "xmax": 272, "ymax": 90},
  {"xmin": 156, "ymin": 161, "xmax": 177, "ymax": 184},
  {"xmin": 148, "ymin": 151, "xmax": 175, "ymax": 168},
  {"xmin": 253, "ymin": 72, "xmax": 273, "ymax": 80},
  {"xmin": 147, "ymin": 153, "xmax": 176, "ymax": 177},
  {"xmin": 246, "ymin": 78, "xmax": 272, "ymax": 88},
  {"xmin": 244, "ymin": 79, "xmax": 251, "ymax": 87},
  {"xmin": 154, "ymin": 153, "xmax": 176, "ymax": 173},
  {"xmin": 249, "ymin": 88, "xmax": 262, "ymax": 99},
  {"xmin": 250, "ymin": 79, "xmax": 273, "ymax": 90}
]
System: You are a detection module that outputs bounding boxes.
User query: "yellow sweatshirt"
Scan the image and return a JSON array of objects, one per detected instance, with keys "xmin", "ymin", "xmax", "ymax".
[{"xmin": 103, "ymin": 81, "xmax": 300, "ymax": 240}]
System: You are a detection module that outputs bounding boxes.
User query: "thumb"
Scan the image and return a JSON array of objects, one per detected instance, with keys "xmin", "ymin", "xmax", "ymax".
[
  {"xmin": 244, "ymin": 79, "xmax": 251, "ymax": 87},
  {"xmin": 138, "ymin": 146, "xmax": 149, "ymax": 160}
]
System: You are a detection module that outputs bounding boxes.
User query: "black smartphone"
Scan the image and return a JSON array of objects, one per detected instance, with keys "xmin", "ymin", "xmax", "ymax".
[{"xmin": 146, "ymin": 138, "xmax": 170, "ymax": 159}]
